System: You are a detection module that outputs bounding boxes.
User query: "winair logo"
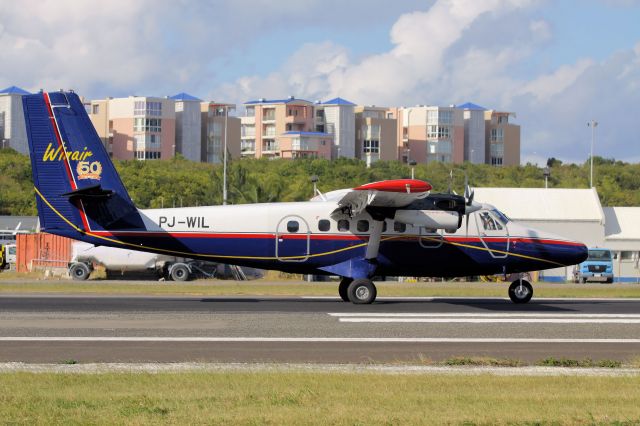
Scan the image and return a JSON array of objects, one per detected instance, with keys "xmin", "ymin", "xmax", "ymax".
[{"xmin": 42, "ymin": 142, "xmax": 102, "ymax": 180}]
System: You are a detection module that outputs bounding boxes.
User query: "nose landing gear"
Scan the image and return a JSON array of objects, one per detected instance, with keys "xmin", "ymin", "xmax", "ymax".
[{"xmin": 508, "ymin": 278, "xmax": 533, "ymax": 304}]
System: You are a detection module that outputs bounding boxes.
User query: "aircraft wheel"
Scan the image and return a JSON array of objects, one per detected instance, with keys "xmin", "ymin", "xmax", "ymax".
[
  {"xmin": 508, "ymin": 280, "xmax": 533, "ymax": 304},
  {"xmin": 69, "ymin": 262, "xmax": 90, "ymax": 281},
  {"xmin": 170, "ymin": 264, "xmax": 190, "ymax": 282},
  {"xmin": 338, "ymin": 278, "xmax": 352, "ymax": 302},
  {"xmin": 347, "ymin": 279, "xmax": 377, "ymax": 304}
]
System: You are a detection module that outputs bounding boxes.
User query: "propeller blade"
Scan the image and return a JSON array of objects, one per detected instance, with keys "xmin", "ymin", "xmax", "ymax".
[{"xmin": 465, "ymin": 213, "xmax": 469, "ymax": 237}]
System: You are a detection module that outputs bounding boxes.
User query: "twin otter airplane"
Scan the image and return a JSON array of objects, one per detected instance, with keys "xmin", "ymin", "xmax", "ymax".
[{"xmin": 23, "ymin": 91, "xmax": 588, "ymax": 304}]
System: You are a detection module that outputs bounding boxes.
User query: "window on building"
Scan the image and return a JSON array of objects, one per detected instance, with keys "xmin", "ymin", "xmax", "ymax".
[
  {"xmin": 427, "ymin": 125, "xmax": 451, "ymax": 139},
  {"xmin": 490, "ymin": 128, "xmax": 504, "ymax": 142},
  {"xmin": 363, "ymin": 140, "xmax": 380, "ymax": 154},
  {"xmin": 241, "ymin": 125, "xmax": 255, "ymax": 137},
  {"xmin": 338, "ymin": 219, "xmax": 350, "ymax": 232},
  {"xmin": 620, "ymin": 251, "xmax": 635, "ymax": 261},
  {"xmin": 439, "ymin": 110, "xmax": 453, "ymax": 124},
  {"xmin": 134, "ymin": 118, "xmax": 162, "ymax": 132},
  {"xmin": 357, "ymin": 220, "xmax": 369, "ymax": 233},
  {"xmin": 92, "ymin": 104, "xmax": 99, "ymax": 114},
  {"xmin": 134, "ymin": 101, "xmax": 162, "ymax": 116},
  {"xmin": 287, "ymin": 220, "xmax": 299, "ymax": 233},
  {"xmin": 241, "ymin": 140, "xmax": 255, "ymax": 153},
  {"xmin": 245, "ymin": 106, "xmax": 255, "ymax": 117},
  {"xmin": 491, "ymin": 157, "xmax": 503, "ymax": 166},
  {"xmin": 318, "ymin": 219, "xmax": 330, "ymax": 232},
  {"xmin": 394, "ymin": 222, "xmax": 406, "ymax": 233}
]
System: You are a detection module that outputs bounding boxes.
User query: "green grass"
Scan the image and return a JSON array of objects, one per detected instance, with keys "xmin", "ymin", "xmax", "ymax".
[
  {"xmin": 1, "ymin": 279, "xmax": 640, "ymax": 299},
  {"xmin": 1, "ymin": 372, "xmax": 640, "ymax": 424}
]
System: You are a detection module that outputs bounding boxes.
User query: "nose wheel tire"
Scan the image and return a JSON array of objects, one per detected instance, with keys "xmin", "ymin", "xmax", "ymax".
[
  {"xmin": 508, "ymin": 280, "xmax": 533, "ymax": 304},
  {"xmin": 347, "ymin": 279, "xmax": 377, "ymax": 304},
  {"xmin": 338, "ymin": 278, "xmax": 352, "ymax": 302}
]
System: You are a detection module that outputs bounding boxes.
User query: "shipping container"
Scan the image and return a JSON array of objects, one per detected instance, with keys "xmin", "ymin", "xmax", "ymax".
[{"xmin": 16, "ymin": 233, "xmax": 73, "ymax": 273}]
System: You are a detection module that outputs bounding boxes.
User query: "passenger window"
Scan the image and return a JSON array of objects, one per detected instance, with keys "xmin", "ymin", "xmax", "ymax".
[
  {"xmin": 357, "ymin": 220, "xmax": 369, "ymax": 233},
  {"xmin": 382, "ymin": 221, "xmax": 387, "ymax": 232},
  {"xmin": 287, "ymin": 220, "xmax": 299, "ymax": 233},
  {"xmin": 338, "ymin": 219, "xmax": 350, "ymax": 232},
  {"xmin": 394, "ymin": 222, "xmax": 406, "ymax": 233},
  {"xmin": 318, "ymin": 219, "xmax": 330, "ymax": 232}
]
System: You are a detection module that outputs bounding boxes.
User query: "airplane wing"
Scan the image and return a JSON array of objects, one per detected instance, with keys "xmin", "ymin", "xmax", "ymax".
[{"xmin": 331, "ymin": 179, "xmax": 432, "ymax": 217}]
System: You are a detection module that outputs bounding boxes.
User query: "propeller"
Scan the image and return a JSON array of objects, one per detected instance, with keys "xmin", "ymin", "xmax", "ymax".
[{"xmin": 462, "ymin": 174, "xmax": 481, "ymax": 236}]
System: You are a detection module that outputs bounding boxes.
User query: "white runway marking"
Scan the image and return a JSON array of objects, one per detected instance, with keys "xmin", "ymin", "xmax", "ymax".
[
  {"xmin": 329, "ymin": 312, "xmax": 640, "ymax": 324},
  {"xmin": 2, "ymin": 337, "xmax": 640, "ymax": 343}
]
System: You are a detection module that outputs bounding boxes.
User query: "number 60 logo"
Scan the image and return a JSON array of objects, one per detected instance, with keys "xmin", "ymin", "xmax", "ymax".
[{"xmin": 76, "ymin": 161, "xmax": 103, "ymax": 180}]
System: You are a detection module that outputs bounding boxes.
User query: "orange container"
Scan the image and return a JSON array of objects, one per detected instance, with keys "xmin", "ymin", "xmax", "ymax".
[{"xmin": 16, "ymin": 233, "xmax": 73, "ymax": 272}]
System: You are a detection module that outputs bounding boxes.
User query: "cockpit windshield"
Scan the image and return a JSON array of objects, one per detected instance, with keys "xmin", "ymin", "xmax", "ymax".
[{"xmin": 492, "ymin": 209, "xmax": 510, "ymax": 225}]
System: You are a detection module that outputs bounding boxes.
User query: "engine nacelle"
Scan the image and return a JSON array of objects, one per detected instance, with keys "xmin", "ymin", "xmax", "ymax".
[{"xmin": 394, "ymin": 209, "xmax": 460, "ymax": 232}]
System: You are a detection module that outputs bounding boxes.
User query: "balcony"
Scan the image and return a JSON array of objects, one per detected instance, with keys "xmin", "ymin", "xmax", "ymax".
[
  {"xmin": 285, "ymin": 114, "xmax": 306, "ymax": 124},
  {"xmin": 262, "ymin": 141, "xmax": 279, "ymax": 154}
]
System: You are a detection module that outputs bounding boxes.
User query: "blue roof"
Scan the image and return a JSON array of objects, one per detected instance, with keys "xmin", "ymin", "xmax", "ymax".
[
  {"xmin": 282, "ymin": 131, "xmax": 332, "ymax": 137},
  {"xmin": 170, "ymin": 92, "xmax": 202, "ymax": 102},
  {"xmin": 0, "ymin": 86, "xmax": 30, "ymax": 95},
  {"xmin": 457, "ymin": 102, "xmax": 486, "ymax": 110},
  {"xmin": 322, "ymin": 97, "xmax": 355, "ymax": 106},
  {"xmin": 244, "ymin": 97, "xmax": 312, "ymax": 105}
]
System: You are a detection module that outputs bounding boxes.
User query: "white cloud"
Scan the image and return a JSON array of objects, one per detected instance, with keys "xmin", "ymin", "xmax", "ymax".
[{"xmin": 517, "ymin": 58, "xmax": 594, "ymax": 103}]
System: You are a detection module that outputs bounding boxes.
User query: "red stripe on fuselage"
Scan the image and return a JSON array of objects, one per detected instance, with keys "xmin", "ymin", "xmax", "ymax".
[{"xmin": 87, "ymin": 231, "xmax": 583, "ymax": 247}]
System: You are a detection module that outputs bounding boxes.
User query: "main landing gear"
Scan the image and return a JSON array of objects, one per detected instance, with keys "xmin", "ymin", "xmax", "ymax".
[
  {"xmin": 339, "ymin": 277, "xmax": 377, "ymax": 304},
  {"xmin": 508, "ymin": 278, "xmax": 533, "ymax": 304}
]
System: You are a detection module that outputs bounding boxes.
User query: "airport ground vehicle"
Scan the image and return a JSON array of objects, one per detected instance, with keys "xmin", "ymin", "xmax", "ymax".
[
  {"xmin": 0, "ymin": 243, "xmax": 16, "ymax": 270},
  {"xmin": 68, "ymin": 242, "xmax": 216, "ymax": 281},
  {"xmin": 574, "ymin": 248, "xmax": 614, "ymax": 283},
  {"xmin": 23, "ymin": 91, "xmax": 588, "ymax": 304}
]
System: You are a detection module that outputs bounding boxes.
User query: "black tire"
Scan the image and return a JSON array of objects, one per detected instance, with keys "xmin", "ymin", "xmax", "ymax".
[
  {"xmin": 70, "ymin": 263, "xmax": 90, "ymax": 281},
  {"xmin": 338, "ymin": 278, "xmax": 352, "ymax": 302},
  {"xmin": 606, "ymin": 278, "xmax": 613, "ymax": 284},
  {"xmin": 347, "ymin": 279, "xmax": 377, "ymax": 304},
  {"xmin": 170, "ymin": 264, "xmax": 190, "ymax": 282},
  {"xmin": 508, "ymin": 280, "xmax": 533, "ymax": 304}
]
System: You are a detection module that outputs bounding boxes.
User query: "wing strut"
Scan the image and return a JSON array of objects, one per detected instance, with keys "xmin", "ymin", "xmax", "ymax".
[{"xmin": 365, "ymin": 219, "xmax": 384, "ymax": 260}]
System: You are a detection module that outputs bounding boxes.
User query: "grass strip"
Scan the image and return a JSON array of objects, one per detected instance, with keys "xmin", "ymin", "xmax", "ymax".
[
  {"xmin": 2, "ymin": 280, "xmax": 640, "ymax": 298},
  {"xmin": 1, "ymin": 371, "xmax": 640, "ymax": 424}
]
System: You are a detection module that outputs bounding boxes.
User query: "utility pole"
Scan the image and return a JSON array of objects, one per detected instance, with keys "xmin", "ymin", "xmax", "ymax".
[{"xmin": 588, "ymin": 120, "xmax": 598, "ymax": 188}]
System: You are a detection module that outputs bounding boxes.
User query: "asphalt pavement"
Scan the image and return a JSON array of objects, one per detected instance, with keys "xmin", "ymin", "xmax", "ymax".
[{"xmin": 1, "ymin": 295, "xmax": 640, "ymax": 363}]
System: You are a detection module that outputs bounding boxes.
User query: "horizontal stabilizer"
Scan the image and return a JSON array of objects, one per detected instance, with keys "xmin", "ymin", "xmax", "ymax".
[{"xmin": 61, "ymin": 184, "xmax": 114, "ymax": 201}]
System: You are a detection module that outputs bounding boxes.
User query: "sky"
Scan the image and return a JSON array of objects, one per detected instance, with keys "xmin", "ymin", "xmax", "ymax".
[{"xmin": 1, "ymin": 0, "xmax": 639, "ymax": 165}]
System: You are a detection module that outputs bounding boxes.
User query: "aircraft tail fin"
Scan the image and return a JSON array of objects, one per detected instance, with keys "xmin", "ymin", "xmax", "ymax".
[{"xmin": 23, "ymin": 91, "xmax": 144, "ymax": 236}]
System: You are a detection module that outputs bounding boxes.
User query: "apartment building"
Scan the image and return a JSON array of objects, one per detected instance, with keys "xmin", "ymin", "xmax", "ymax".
[
  {"xmin": 459, "ymin": 102, "xmax": 487, "ymax": 164},
  {"xmin": 0, "ymin": 86, "xmax": 30, "ymax": 155},
  {"xmin": 354, "ymin": 106, "xmax": 397, "ymax": 165},
  {"xmin": 314, "ymin": 97, "xmax": 355, "ymax": 159},
  {"xmin": 171, "ymin": 93, "xmax": 202, "ymax": 162},
  {"xmin": 200, "ymin": 102, "xmax": 241, "ymax": 163},
  {"xmin": 484, "ymin": 110, "xmax": 520, "ymax": 166},
  {"xmin": 392, "ymin": 106, "xmax": 464, "ymax": 164},
  {"xmin": 240, "ymin": 97, "xmax": 332, "ymax": 159},
  {"xmin": 89, "ymin": 96, "xmax": 176, "ymax": 160}
]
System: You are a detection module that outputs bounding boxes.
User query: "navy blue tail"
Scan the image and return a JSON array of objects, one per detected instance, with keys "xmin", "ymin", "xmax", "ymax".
[{"xmin": 23, "ymin": 91, "xmax": 144, "ymax": 237}]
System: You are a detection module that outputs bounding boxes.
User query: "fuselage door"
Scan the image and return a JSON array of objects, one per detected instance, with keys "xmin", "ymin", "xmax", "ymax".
[
  {"xmin": 275, "ymin": 215, "xmax": 310, "ymax": 262},
  {"xmin": 475, "ymin": 210, "xmax": 509, "ymax": 258}
]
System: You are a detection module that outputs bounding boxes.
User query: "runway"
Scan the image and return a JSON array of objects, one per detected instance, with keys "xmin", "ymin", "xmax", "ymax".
[{"xmin": 2, "ymin": 295, "xmax": 640, "ymax": 363}]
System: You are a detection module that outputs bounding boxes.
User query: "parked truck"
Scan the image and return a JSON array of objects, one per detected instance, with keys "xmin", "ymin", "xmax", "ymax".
[
  {"xmin": 68, "ymin": 242, "xmax": 216, "ymax": 281},
  {"xmin": 0, "ymin": 243, "xmax": 16, "ymax": 271},
  {"xmin": 574, "ymin": 247, "xmax": 614, "ymax": 283}
]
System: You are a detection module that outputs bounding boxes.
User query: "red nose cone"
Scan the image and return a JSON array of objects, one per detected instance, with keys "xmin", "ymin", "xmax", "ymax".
[{"xmin": 354, "ymin": 179, "xmax": 432, "ymax": 193}]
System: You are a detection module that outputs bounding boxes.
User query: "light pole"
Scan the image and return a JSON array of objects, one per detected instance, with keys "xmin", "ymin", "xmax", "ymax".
[
  {"xmin": 543, "ymin": 166, "xmax": 550, "ymax": 189},
  {"xmin": 409, "ymin": 160, "xmax": 417, "ymax": 179},
  {"xmin": 588, "ymin": 120, "xmax": 598, "ymax": 188},
  {"xmin": 311, "ymin": 175, "xmax": 318, "ymax": 197}
]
